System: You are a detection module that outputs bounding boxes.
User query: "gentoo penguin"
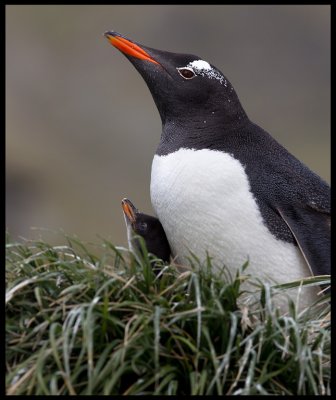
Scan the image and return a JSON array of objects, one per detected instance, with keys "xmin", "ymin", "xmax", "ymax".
[
  {"xmin": 121, "ymin": 198, "xmax": 171, "ymax": 264},
  {"xmin": 106, "ymin": 32, "xmax": 330, "ymax": 306}
]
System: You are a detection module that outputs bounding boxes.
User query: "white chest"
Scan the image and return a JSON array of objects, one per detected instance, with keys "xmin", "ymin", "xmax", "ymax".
[{"xmin": 150, "ymin": 149, "xmax": 313, "ymax": 290}]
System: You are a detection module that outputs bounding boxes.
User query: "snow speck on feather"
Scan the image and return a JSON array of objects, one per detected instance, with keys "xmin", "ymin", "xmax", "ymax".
[
  {"xmin": 187, "ymin": 59, "xmax": 227, "ymax": 86},
  {"xmin": 188, "ymin": 60, "xmax": 212, "ymax": 71}
]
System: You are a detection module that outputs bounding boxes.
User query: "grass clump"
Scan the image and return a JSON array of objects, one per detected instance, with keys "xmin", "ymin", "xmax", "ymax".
[{"xmin": 6, "ymin": 233, "xmax": 330, "ymax": 395}]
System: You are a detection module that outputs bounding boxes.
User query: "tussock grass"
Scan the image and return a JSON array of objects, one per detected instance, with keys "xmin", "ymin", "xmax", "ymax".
[{"xmin": 6, "ymin": 233, "xmax": 330, "ymax": 395}]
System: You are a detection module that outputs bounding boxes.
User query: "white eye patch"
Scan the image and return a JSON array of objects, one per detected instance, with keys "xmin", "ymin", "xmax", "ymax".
[
  {"xmin": 188, "ymin": 59, "xmax": 212, "ymax": 71},
  {"xmin": 186, "ymin": 59, "xmax": 227, "ymax": 86}
]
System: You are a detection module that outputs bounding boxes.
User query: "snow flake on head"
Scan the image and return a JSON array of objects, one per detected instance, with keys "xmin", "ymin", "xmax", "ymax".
[
  {"xmin": 188, "ymin": 60, "xmax": 212, "ymax": 71},
  {"xmin": 187, "ymin": 59, "xmax": 227, "ymax": 86}
]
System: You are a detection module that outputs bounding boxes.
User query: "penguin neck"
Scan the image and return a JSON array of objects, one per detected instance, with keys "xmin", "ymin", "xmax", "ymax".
[{"xmin": 157, "ymin": 102, "xmax": 250, "ymax": 156}]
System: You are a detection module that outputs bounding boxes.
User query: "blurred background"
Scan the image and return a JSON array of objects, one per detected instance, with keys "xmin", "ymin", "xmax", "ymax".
[{"xmin": 6, "ymin": 5, "xmax": 330, "ymax": 248}]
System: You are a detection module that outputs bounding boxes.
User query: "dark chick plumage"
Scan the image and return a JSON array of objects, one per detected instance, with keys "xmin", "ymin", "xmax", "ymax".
[
  {"xmin": 108, "ymin": 32, "xmax": 330, "ymax": 285},
  {"xmin": 122, "ymin": 198, "xmax": 171, "ymax": 264}
]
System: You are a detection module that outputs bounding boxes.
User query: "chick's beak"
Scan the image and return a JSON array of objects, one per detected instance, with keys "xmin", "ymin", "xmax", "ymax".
[{"xmin": 121, "ymin": 198, "xmax": 137, "ymax": 224}]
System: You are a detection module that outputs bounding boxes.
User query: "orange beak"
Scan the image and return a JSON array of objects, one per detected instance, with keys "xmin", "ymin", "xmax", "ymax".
[
  {"xmin": 121, "ymin": 198, "xmax": 137, "ymax": 223},
  {"xmin": 104, "ymin": 31, "xmax": 160, "ymax": 66}
]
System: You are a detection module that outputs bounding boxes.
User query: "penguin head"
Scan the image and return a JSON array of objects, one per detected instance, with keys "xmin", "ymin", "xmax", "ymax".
[
  {"xmin": 121, "ymin": 198, "xmax": 170, "ymax": 262},
  {"xmin": 105, "ymin": 31, "xmax": 247, "ymax": 128},
  {"xmin": 121, "ymin": 197, "xmax": 149, "ymax": 241}
]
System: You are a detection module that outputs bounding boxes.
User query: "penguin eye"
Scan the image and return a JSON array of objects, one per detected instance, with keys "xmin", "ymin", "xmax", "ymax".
[
  {"xmin": 177, "ymin": 67, "xmax": 196, "ymax": 80},
  {"xmin": 137, "ymin": 222, "xmax": 148, "ymax": 233}
]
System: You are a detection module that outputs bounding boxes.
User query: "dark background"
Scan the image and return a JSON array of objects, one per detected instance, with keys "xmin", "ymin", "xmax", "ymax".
[{"xmin": 6, "ymin": 5, "xmax": 330, "ymax": 247}]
